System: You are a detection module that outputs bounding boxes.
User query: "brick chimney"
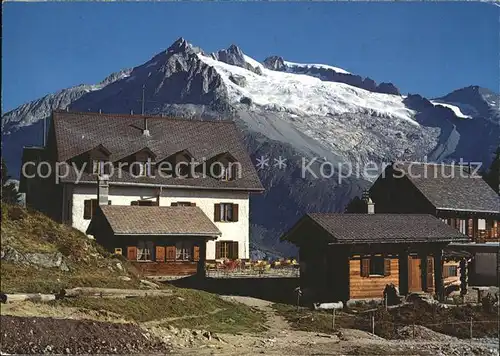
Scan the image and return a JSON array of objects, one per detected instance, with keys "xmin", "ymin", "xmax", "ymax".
[{"xmin": 97, "ymin": 174, "xmax": 109, "ymax": 205}]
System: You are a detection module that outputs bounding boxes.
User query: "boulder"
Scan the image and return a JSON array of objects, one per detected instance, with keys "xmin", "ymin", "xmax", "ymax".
[{"xmin": 140, "ymin": 279, "xmax": 160, "ymax": 289}]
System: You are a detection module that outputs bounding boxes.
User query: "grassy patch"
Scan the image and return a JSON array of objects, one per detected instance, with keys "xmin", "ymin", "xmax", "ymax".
[
  {"xmin": 49, "ymin": 288, "xmax": 266, "ymax": 334},
  {"xmin": 163, "ymin": 303, "xmax": 266, "ymax": 334},
  {"xmin": 273, "ymin": 303, "xmax": 358, "ymax": 334},
  {"xmin": 0, "ymin": 262, "xmax": 140, "ymax": 293},
  {"xmin": 1, "ymin": 203, "xmax": 142, "ymax": 293}
]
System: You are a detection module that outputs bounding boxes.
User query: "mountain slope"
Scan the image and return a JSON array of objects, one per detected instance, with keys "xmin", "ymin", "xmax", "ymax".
[{"xmin": 3, "ymin": 38, "xmax": 499, "ymax": 258}]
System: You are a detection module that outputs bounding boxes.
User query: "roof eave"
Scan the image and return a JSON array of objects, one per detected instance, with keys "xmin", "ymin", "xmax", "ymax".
[
  {"xmin": 63, "ymin": 179, "xmax": 264, "ymax": 192},
  {"xmin": 436, "ymin": 207, "xmax": 500, "ymax": 215},
  {"xmin": 113, "ymin": 232, "xmax": 221, "ymax": 238},
  {"xmin": 327, "ymin": 238, "xmax": 470, "ymax": 245}
]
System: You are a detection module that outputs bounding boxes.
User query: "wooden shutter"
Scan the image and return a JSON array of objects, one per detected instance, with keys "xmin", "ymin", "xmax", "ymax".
[
  {"xmin": 214, "ymin": 204, "xmax": 221, "ymax": 222},
  {"xmin": 131, "ymin": 201, "xmax": 139, "ymax": 206},
  {"xmin": 193, "ymin": 246, "xmax": 200, "ymax": 261},
  {"xmin": 215, "ymin": 242, "xmax": 222, "ymax": 259},
  {"xmin": 384, "ymin": 258, "xmax": 391, "ymax": 276},
  {"xmin": 360, "ymin": 258, "xmax": 370, "ymax": 277},
  {"xmin": 166, "ymin": 246, "xmax": 176, "ymax": 261},
  {"xmin": 91, "ymin": 199, "xmax": 99, "ymax": 217},
  {"xmin": 155, "ymin": 246, "xmax": 165, "ymax": 262},
  {"xmin": 230, "ymin": 241, "xmax": 239, "ymax": 259},
  {"xmin": 232, "ymin": 204, "xmax": 239, "ymax": 222},
  {"xmin": 171, "ymin": 202, "xmax": 178, "ymax": 206},
  {"xmin": 467, "ymin": 218, "xmax": 473, "ymax": 237},
  {"xmin": 84, "ymin": 200, "xmax": 92, "ymax": 219},
  {"xmin": 127, "ymin": 246, "xmax": 137, "ymax": 261}
]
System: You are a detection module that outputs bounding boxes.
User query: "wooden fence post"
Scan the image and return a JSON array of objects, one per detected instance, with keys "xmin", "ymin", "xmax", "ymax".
[
  {"xmin": 371, "ymin": 313, "xmax": 375, "ymax": 335},
  {"xmin": 470, "ymin": 317, "xmax": 473, "ymax": 339},
  {"xmin": 332, "ymin": 308, "xmax": 336, "ymax": 330}
]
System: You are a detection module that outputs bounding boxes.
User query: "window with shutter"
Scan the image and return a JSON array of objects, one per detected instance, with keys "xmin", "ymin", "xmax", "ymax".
[
  {"xmin": 216, "ymin": 203, "xmax": 238, "ymax": 222},
  {"xmin": 84, "ymin": 199, "xmax": 99, "ymax": 220},
  {"xmin": 215, "ymin": 241, "xmax": 238, "ymax": 259}
]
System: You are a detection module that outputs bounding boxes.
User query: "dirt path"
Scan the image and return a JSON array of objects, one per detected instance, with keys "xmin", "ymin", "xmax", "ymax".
[
  {"xmin": 176, "ymin": 295, "xmax": 500, "ymax": 356},
  {"xmin": 142, "ymin": 308, "xmax": 227, "ymax": 327}
]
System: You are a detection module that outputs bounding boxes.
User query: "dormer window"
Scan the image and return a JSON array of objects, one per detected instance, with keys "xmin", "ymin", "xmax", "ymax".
[
  {"xmin": 220, "ymin": 164, "xmax": 240, "ymax": 181},
  {"xmin": 158, "ymin": 149, "xmax": 194, "ymax": 178},
  {"xmin": 131, "ymin": 161, "xmax": 153, "ymax": 177},
  {"xmin": 92, "ymin": 160, "xmax": 111, "ymax": 175},
  {"xmin": 207, "ymin": 152, "xmax": 240, "ymax": 181},
  {"xmin": 122, "ymin": 147, "xmax": 157, "ymax": 178}
]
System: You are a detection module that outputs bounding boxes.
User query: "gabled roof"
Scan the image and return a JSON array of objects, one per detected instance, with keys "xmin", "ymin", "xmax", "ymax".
[
  {"xmin": 89, "ymin": 144, "xmax": 112, "ymax": 156},
  {"xmin": 88, "ymin": 205, "xmax": 221, "ymax": 237},
  {"xmin": 117, "ymin": 146, "xmax": 157, "ymax": 161},
  {"xmin": 51, "ymin": 110, "xmax": 263, "ymax": 191},
  {"xmin": 394, "ymin": 162, "xmax": 500, "ymax": 213},
  {"xmin": 283, "ymin": 213, "xmax": 469, "ymax": 245}
]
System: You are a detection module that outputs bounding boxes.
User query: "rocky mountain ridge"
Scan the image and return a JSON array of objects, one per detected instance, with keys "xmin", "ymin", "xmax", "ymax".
[{"xmin": 3, "ymin": 37, "xmax": 499, "ymax": 258}]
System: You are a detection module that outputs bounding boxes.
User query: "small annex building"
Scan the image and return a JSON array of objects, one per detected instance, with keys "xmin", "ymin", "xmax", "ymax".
[
  {"xmin": 87, "ymin": 205, "xmax": 221, "ymax": 276},
  {"xmin": 281, "ymin": 213, "xmax": 469, "ymax": 303}
]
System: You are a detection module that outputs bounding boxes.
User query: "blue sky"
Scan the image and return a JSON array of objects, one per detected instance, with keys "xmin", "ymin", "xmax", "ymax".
[{"xmin": 3, "ymin": 1, "xmax": 498, "ymax": 113}]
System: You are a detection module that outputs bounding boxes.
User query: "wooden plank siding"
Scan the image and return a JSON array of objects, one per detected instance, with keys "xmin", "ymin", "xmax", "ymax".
[
  {"xmin": 131, "ymin": 261, "xmax": 197, "ymax": 276},
  {"xmin": 349, "ymin": 258, "xmax": 399, "ymax": 299}
]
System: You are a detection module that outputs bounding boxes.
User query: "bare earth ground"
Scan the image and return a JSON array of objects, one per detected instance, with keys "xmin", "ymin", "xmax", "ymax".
[{"xmin": 1, "ymin": 295, "xmax": 499, "ymax": 355}]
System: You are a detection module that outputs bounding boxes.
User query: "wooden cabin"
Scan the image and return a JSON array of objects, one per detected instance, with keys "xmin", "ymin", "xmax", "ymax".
[
  {"xmin": 87, "ymin": 205, "xmax": 221, "ymax": 276},
  {"xmin": 370, "ymin": 162, "xmax": 500, "ymax": 285},
  {"xmin": 281, "ymin": 213, "xmax": 469, "ymax": 303},
  {"xmin": 370, "ymin": 162, "xmax": 500, "ymax": 242}
]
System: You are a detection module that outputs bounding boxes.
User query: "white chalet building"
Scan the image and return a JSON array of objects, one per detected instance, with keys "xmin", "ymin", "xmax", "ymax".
[{"xmin": 20, "ymin": 110, "xmax": 263, "ymax": 276}]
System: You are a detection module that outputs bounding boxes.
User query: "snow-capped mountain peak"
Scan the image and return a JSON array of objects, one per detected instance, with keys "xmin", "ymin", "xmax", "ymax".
[{"xmin": 283, "ymin": 60, "xmax": 350, "ymax": 75}]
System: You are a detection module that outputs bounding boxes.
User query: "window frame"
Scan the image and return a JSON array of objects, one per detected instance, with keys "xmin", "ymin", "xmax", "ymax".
[
  {"xmin": 136, "ymin": 240, "xmax": 153, "ymax": 261},
  {"xmin": 131, "ymin": 200, "xmax": 156, "ymax": 206},
  {"xmin": 369, "ymin": 256, "xmax": 385, "ymax": 276},
  {"xmin": 175, "ymin": 241, "xmax": 193, "ymax": 261},
  {"xmin": 84, "ymin": 199, "xmax": 111, "ymax": 220},
  {"xmin": 215, "ymin": 241, "xmax": 239, "ymax": 260}
]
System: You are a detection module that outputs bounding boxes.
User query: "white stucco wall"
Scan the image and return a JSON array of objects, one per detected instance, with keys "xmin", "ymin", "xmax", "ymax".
[{"xmin": 71, "ymin": 184, "xmax": 250, "ymax": 260}]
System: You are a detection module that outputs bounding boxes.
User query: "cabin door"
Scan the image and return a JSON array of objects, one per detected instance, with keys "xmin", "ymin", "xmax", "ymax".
[{"xmin": 408, "ymin": 256, "xmax": 422, "ymax": 292}]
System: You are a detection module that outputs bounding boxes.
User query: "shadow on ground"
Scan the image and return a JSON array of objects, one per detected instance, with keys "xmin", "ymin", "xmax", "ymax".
[{"xmin": 169, "ymin": 276, "xmax": 300, "ymax": 304}]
